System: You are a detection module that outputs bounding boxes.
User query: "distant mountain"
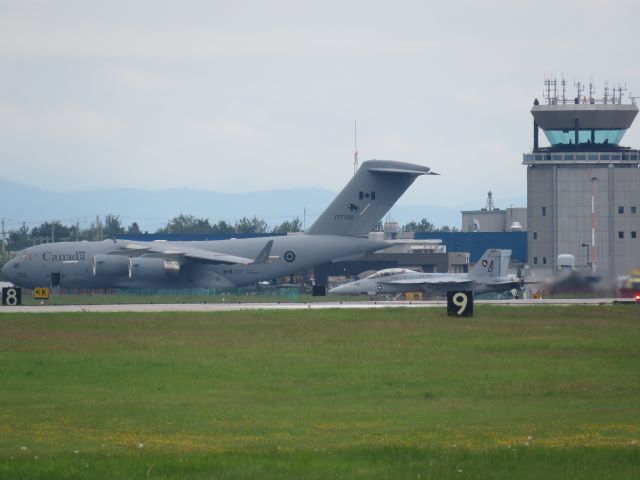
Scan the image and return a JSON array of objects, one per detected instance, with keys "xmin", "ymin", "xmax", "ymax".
[{"xmin": 0, "ymin": 178, "xmax": 517, "ymax": 232}]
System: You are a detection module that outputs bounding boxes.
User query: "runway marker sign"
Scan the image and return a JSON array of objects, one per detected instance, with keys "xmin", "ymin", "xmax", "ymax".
[
  {"xmin": 2, "ymin": 287, "xmax": 22, "ymax": 306},
  {"xmin": 447, "ymin": 290, "xmax": 473, "ymax": 317},
  {"xmin": 34, "ymin": 287, "xmax": 49, "ymax": 300}
]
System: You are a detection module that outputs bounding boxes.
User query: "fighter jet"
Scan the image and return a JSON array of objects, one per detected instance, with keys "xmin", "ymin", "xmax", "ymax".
[
  {"xmin": 329, "ymin": 249, "xmax": 521, "ymax": 296},
  {"xmin": 2, "ymin": 160, "xmax": 434, "ymax": 290}
]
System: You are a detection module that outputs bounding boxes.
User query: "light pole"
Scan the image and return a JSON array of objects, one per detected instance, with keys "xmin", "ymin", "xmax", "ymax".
[{"xmin": 590, "ymin": 177, "xmax": 598, "ymax": 274}]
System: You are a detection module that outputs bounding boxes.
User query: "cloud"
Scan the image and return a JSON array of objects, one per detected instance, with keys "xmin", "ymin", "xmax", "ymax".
[
  {"xmin": 0, "ymin": 0, "xmax": 638, "ymax": 209},
  {"xmin": 0, "ymin": 102, "xmax": 122, "ymax": 141},
  {"xmin": 206, "ymin": 120, "xmax": 272, "ymax": 143},
  {"xmin": 0, "ymin": 13, "xmax": 432, "ymax": 61}
]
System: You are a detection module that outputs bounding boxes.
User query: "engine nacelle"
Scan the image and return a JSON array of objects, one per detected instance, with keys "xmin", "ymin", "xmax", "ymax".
[
  {"xmin": 93, "ymin": 255, "xmax": 130, "ymax": 277},
  {"xmin": 128, "ymin": 257, "xmax": 180, "ymax": 280}
]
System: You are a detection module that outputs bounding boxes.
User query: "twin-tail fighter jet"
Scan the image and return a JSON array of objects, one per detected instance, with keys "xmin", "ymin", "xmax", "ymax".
[
  {"xmin": 2, "ymin": 160, "xmax": 435, "ymax": 290},
  {"xmin": 329, "ymin": 249, "xmax": 522, "ymax": 297}
]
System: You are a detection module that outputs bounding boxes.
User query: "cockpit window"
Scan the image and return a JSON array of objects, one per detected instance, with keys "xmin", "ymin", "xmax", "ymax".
[{"xmin": 367, "ymin": 268, "xmax": 408, "ymax": 279}]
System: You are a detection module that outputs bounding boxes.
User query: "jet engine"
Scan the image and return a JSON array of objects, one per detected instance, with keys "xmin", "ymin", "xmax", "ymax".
[
  {"xmin": 93, "ymin": 255, "xmax": 131, "ymax": 277},
  {"xmin": 128, "ymin": 257, "xmax": 180, "ymax": 280}
]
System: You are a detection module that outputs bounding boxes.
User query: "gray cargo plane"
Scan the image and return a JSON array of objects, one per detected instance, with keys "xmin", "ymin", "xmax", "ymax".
[
  {"xmin": 2, "ymin": 160, "xmax": 433, "ymax": 290},
  {"xmin": 329, "ymin": 249, "xmax": 521, "ymax": 296}
]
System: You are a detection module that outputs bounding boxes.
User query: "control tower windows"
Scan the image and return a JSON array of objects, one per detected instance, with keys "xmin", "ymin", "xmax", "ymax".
[{"xmin": 543, "ymin": 129, "xmax": 627, "ymax": 146}]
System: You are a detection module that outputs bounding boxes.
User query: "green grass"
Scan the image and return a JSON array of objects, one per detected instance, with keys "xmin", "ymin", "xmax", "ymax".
[
  {"xmin": 0, "ymin": 306, "xmax": 639, "ymax": 478},
  {"xmin": 19, "ymin": 291, "xmax": 363, "ymax": 306}
]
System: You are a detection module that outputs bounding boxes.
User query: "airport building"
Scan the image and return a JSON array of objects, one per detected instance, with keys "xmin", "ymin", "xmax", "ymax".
[
  {"xmin": 524, "ymin": 79, "xmax": 640, "ymax": 277},
  {"xmin": 461, "ymin": 191, "xmax": 527, "ymax": 233}
]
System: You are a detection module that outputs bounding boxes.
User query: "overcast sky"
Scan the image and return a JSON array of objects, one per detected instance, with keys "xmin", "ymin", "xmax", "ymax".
[{"xmin": 1, "ymin": 0, "xmax": 639, "ymax": 211}]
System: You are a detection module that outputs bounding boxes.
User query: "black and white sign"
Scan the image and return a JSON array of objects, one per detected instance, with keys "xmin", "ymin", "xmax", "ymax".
[
  {"xmin": 1, "ymin": 287, "xmax": 22, "ymax": 306},
  {"xmin": 447, "ymin": 290, "xmax": 473, "ymax": 317}
]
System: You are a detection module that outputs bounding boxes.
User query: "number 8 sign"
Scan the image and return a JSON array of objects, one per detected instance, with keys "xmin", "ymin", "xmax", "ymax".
[
  {"xmin": 447, "ymin": 290, "xmax": 473, "ymax": 317},
  {"xmin": 2, "ymin": 287, "xmax": 22, "ymax": 306}
]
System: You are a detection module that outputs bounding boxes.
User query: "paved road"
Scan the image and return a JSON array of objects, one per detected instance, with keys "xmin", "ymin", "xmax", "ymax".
[{"xmin": 1, "ymin": 298, "xmax": 636, "ymax": 314}]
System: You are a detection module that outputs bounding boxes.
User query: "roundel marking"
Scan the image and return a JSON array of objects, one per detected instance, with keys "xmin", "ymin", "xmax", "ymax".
[
  {"xmin": 481, "ymin": 260, "xmax": 488, "ymax": 267},
  {"xmin": 377, "ymin": 284, "xmax": 383, "ymax": 291},
  {"xmin": 284, "ymin": 251, "xmax": 296, "ymax": 263}
]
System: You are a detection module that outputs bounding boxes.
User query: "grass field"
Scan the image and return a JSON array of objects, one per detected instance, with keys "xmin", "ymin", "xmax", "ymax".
[
  {"xmin": 0, "ymin": 305, "xmax": 639, "ymax": 478},
  {"xmin": 18, "ymin": 290, "xmax": 359, "ymax": 306}
]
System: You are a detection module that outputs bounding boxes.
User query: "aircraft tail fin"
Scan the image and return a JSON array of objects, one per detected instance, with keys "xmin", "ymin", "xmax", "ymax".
[
  {"xmin": 306, "ymin": 160, "xmax": 432, "ymax": 236},
  {"xmin": 469, "ymin": 249, "xmax": 511, "ymax": 279}
]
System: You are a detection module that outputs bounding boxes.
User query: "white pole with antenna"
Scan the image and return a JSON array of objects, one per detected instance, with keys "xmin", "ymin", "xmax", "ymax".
[{"xmin": 353, "ymin": 120, "xmax": 358, "ymax": 176}]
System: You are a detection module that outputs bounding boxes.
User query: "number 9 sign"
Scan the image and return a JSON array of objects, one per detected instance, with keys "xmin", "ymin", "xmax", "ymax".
[{"xmin": 447, "ymin": 290, "xmax": 473, "ymax": 317}]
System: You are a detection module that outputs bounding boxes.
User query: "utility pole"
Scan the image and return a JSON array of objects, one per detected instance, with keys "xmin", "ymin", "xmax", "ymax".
[
  {"xmin": 1, "ymin": 217, "xmax": 5, "ymax": 256},
  {"xmin": 590, "ymin": 177, "xmax": 598, "ymax": 274},
  {"xmin": 76, "ymin": 219, "xmax": 80, "ymax": 241},
  {"xmin": 51, "ymin": 220, "xmax": 55, "ymax": 243}
]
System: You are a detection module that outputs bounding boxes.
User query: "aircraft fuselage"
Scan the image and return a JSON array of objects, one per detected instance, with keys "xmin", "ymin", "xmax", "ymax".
[{"xmin": 3, "ymin": 235, "xmax": 388, "ymax": 290}]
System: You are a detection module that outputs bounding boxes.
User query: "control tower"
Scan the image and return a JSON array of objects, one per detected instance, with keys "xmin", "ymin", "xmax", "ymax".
[{"xmin": 523, "ymin": 79, "xmax": 640, "ymax": 277}]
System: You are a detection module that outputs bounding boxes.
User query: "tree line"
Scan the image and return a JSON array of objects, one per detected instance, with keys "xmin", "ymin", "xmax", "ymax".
[{"xmin": 1, "ymin": 214, "xmax": 456, "ymax": 252}]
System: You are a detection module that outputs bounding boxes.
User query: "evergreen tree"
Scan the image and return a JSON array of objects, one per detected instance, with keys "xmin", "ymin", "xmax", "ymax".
[
  {"xmin": 30, "ymin": 221, "xmax": 72, "ymax": 243},
  {"xmin": 272, "ymin": 217, "xmax": 303, "ymax": 233},
  {"xmin": 157, "ymin": 214, "xmax": 213, "ymax": 234},
  {"xmin": 402, "ymin": 218, "xmax": 435, "ymax": 232},
  {"xmin": 235, "ymin": 216, "xmax": 268, "ymax": 234},
  {"xmin": 127, "ymin": 222, "xmax": 141, "ymax": 234},
  {"xmin": 7, "ymin": 223, "xmax": 31, "ymax": 251},
  {"xmin": 103, "ymin": 214, "xmax": 125, "ymax": 238}
]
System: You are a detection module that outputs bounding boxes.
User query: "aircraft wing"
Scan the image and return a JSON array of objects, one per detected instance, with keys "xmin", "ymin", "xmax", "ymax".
[
  {"xmin": 381, "ymin": 278, "xmax": 475, "ymax": 289},
  {"xmin": 107, "ymin": 241, "xmax": 273, "ymax": 266},
  {"xmin": 146, "ymin": 246, "xmax": 255, "ymax": 265},
  {"xmin": 481, "ymin": 279, "xmax": 523, "ymax": 288}
]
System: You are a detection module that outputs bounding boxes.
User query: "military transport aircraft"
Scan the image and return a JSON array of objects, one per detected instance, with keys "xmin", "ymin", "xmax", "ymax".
[
  {"xmin": 2, "ymin": 160, "xmax": 434, "ymax": 290},
  {"xmin": 329, "ymin": 249, "xmax": 521, "ymax": 296}
]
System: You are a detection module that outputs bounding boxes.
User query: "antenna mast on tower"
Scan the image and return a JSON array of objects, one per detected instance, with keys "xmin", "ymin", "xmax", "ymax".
[
  {"xmin": 574, "ymin": 79, "xmax": 584, "ymax": 103},
  {"xmin": 485, "ymin": 191, "xmax": 495, "ymax": 210}
]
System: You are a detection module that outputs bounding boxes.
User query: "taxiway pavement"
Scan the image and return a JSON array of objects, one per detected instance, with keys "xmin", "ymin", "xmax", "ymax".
[{"xmin": 0, "ymin": 298, "xmax": 635, "ymax": 314}]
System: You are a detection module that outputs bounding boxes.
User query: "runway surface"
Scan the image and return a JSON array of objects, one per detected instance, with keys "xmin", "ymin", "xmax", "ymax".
[{"xmin": 1, "ymin": 298, "xmax": 636, "ymax": 313}]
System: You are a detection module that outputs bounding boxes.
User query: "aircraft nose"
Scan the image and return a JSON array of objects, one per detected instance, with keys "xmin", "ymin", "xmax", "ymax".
[
  {"xmin": 329, "ymin": 282, "xmax": 358, "ymax": 295},
  {"xmin": 1, "ymin": 258, "xmax": 16, "ymax": 282},
  {"xmin": 329, "ymin": 283, "xmax": 350, "ymax": 295}
]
